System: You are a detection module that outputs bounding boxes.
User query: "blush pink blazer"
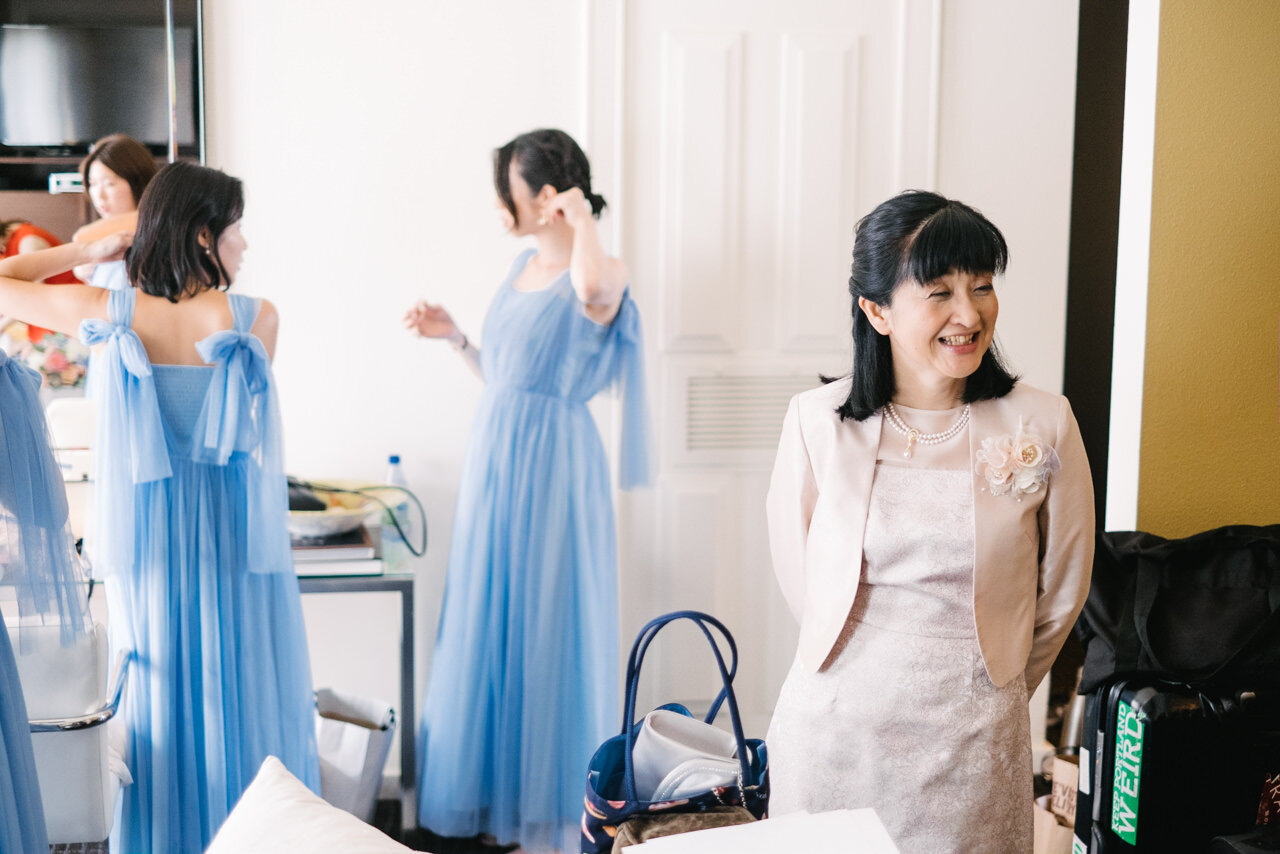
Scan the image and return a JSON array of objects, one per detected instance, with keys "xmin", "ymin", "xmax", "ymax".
[{"xmin": 766, "ymin": 378, "xmax": 1095, "ymax": 690}]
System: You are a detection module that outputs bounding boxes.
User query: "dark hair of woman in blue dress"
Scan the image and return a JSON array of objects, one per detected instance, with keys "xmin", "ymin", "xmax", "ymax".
[
  {"xmin": 127, "ymin": 160, "xmax": 244, "ymax": 302},
  {"xmin": 494, "ymin": 128, "xmax": 607, "ymax": 225}
]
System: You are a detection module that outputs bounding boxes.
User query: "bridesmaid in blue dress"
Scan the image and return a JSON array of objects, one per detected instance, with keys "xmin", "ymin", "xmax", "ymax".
[
  {"xmin": 404, "ymin": 128, "xmax": 649, "ymax": 852},
  {"xmin": 0, "ymin": 161, "xmax": 319, "ymax": 853},
  {"xmin": 0, "ymin": 345, "xmax": 92, "ymax": 853}
]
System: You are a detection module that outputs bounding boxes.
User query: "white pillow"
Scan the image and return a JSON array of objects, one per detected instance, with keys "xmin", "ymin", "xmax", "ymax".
[{"xmin": 205, "ymin": 756, "xmax": 413, "ymax": 854}]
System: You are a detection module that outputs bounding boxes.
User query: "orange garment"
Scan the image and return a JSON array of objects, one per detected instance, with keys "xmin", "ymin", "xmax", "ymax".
[{"xmin": 2, "ymin": 223, "xmax": 82, "ymax": 341}]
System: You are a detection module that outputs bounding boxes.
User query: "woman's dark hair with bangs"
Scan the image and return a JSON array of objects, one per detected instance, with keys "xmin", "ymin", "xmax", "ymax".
[
  {"xmin": 126, "ymin": 161, "xmax": 244, "ymax": 303},
  {"xmin": 833, "ymin": 189, "xmax": 1018, "ymax": 421},
  {"xmin": 493, "ymin": 129, "xmax": 606, "ymax": 226}
]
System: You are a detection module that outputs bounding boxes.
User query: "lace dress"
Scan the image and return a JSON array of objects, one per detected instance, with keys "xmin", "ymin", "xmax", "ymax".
[{"xmin": 767, "ymin": 404, "xmax": 1031, "ymax": 854}]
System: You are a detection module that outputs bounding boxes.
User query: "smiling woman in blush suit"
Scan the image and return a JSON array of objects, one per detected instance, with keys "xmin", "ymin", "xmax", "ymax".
[{"xmin": 764, "ymin": 190, "xmax": 1095, "ymax": 854}]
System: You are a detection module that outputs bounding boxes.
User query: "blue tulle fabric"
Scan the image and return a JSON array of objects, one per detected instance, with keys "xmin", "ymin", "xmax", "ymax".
[
  {"xmin": 417, "ymin": 250, "xmax": 650, "ymax": 852},
  {"xmin": 0, "ymin": 347, "xmax": 91, "ymax": 854},
  {"xmin": 82, "ymin": 290, "xmax": 318, "ymax": 853},
  {"xmin": 0, "ymin": 625, "xmax": 46, "ymax": 854},
  {"xmin": 80, "ymin": 289, "xmax": 291, "ymax": 578},
  {"xmin": 88, "ymin": 259, "xmax": 129, "ymax": 291}
]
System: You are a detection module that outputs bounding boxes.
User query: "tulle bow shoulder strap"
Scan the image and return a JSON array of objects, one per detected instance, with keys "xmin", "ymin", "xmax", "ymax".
[
  {"xmin": 610, "ymin": 291, "xmax": 651, "ymax": 490},
  {"xmin": 78, "ymin": 288, "xmax": 172, "ymax": 577},
  {"xmin": 192, "ymin": 294, "xmax": 273, "ymax": 464},
  {"xmin": 193, "ymin": 294, "xmax": 292, "ymax": 574}
]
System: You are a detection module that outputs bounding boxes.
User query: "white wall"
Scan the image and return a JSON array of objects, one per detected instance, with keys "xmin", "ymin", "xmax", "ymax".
[{"xmin": 203, "ymin": 1, "xmax": 585, "ymax": 703}]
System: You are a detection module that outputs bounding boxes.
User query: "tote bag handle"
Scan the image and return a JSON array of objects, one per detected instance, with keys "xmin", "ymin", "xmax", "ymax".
[{"xmin": 620, "ymin": 610, "xmax": 752, "ymax": 803}]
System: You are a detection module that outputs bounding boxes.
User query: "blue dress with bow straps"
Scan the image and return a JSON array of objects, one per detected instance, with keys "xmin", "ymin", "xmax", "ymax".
[
  {"xmin": 417, "ymin": 249, "xmax": 650, "ymax": 852},
  {"xmin": 81, "ymin": 288, "xmax": 319, "ymax": 853},
  {"xmin": 0, "ymin": 347, "xmax": 91, "ymax": 854}
]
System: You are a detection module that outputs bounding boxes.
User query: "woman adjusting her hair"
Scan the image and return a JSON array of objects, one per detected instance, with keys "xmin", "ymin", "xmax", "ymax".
[
  {"xmin": 0, "ymin": 160, "xmax": 319, "ymax": 853},
  {"xmin": 74, "ymin": 133, "xmax": 159, "ymax": 289},
  {"xmin": 765, "ymin": 190, "xmax": 1094, "ymax": 853},
  {"xmin": 405, "ymin": 128, "xmax": 648, "ymax": 852}
]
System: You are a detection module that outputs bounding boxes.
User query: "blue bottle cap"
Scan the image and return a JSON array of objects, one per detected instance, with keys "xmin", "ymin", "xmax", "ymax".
[{"xmin": 389, "ymin": 454, "xmax": 401, "ymax": 464}]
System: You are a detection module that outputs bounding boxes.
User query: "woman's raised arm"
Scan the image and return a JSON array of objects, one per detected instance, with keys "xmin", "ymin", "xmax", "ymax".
[
  {"xmin": 0, "ymin": 238, "xmax": 124, "ymax": 335},
  {"xmin": 543, "ymin": 187, "xmax": 627, "ymax": 324}
]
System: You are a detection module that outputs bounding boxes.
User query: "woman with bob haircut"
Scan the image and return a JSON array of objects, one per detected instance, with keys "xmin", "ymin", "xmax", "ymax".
[
  {"xmin": 0, "ymin": 160, "xmax": 319, "ymax": 853},
  {"xmin": 74, "ymin": 133, "xmax": 160, "ymax": 289},
  {"xmin": 765, "ymin": 190, "xmax": 1094, "ymax": 852},
  {"xmin": 81, "ymin": 133, "xmax": 158, "ymax": 221},
  {"xmin": 404, "ymin": 128, "xmax": 648, "ymax": 852}
]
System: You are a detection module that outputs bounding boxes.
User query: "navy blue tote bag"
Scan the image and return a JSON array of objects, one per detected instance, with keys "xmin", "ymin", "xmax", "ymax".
[{"xmin": 580, "ymin": 611, "xmax": 769, "ymax": 853}]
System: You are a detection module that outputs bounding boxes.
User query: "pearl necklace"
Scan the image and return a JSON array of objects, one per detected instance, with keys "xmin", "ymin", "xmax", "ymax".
[{"xmin": 883, "ymin": 402, "xmax": 971, "ymax": 459}]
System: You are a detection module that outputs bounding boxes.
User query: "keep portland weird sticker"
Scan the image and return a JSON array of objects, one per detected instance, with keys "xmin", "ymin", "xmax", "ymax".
[{"xmin": 1112, "ymin": 700, "xmax": 1145, "ymax": 844}]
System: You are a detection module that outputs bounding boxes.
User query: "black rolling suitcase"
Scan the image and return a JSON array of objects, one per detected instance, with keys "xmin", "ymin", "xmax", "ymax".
[
  {"xmin": 1073, "ymin": 677, "xmax": 1280, "ymax": 852},
  {"xmin": 1073, "ymin": 526, "xmax": 1280, "ymax": 851}
]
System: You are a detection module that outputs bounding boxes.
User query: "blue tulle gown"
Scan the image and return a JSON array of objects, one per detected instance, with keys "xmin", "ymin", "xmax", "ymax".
[
  {"xmin": 82, "ymin": 289, "xmax": 319, "ymax": 853},
  {"xmin": 417, "ymin": 249, "xmax": 649, "ymax": 852},
  {"xmin": 0, "ymin": 347, "xmax": 91, "ymax": 853}
]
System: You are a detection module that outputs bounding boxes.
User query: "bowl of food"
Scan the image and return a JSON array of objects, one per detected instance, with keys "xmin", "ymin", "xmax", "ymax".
[{"xmin": 286, "ymin": 479, "xmax": 382, "ymax": 540}]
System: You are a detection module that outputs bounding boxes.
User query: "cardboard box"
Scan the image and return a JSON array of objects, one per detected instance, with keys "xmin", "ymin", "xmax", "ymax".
[
  {"xmin": 1051, "ymin": 755, "xmax": 1080, "ymax": 823},
  {"xmin": 1034, "ymin": 794, "xmax": 1075, "ymax": 854}
]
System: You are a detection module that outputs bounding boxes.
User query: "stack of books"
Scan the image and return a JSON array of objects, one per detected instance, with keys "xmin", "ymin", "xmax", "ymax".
[{"xmin": 291, "ymin": 526, "xmax": 382, "ymax": 576}]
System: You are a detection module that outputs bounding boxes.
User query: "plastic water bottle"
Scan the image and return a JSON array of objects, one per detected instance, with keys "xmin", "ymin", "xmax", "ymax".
[{"xmin": 382, "ymin": 454, "xmax": 413, "ymax": 572}]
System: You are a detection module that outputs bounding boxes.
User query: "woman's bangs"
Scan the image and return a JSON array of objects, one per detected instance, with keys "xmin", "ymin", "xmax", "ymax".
[{"xmin": 904, "ymin": 205, "xmax": 1008, "ymax": 285}]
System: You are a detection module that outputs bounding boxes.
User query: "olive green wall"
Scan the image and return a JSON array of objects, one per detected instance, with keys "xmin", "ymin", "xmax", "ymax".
[{"xmin": 1137, "ymin": 0, "xmax": 1280, "ymax": 536}]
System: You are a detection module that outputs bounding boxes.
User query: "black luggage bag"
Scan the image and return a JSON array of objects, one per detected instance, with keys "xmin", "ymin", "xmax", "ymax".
[
  {"xmin": 1072, "ymin": 526, "xmax": 1280, "ymax": 850},
  {"xmin": 1077, "ymin": 526, "xmax": 1280, "ymax": 697},
  {"xmin": 1073, "ymin": 676, "xmax": 1280, "ymax": 852}
]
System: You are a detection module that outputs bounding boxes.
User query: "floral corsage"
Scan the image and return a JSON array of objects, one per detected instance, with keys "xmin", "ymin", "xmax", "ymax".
[{"xmin": 975, "ymin": 417, "xmax": 1061, "ymax": 500}]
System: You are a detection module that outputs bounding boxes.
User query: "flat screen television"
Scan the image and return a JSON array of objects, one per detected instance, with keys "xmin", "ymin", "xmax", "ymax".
[{"xmin": 0, "ymin": 24, "xmax": 197, "ymax": 152}]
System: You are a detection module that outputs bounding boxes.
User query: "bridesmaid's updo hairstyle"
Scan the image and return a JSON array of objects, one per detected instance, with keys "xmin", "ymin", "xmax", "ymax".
[
  {"xmin": 834, "ymin": 189, "xmax": 1018, "ymax": 421},
  {"xmin": 494, "ymin": 128, "xmax": 607, "ymax": 226},
  {"xmin": 80, "ymin": 134, "xmax": 159, "ymax": 213},
  {"xmin": 127, "ymin": 161, "xmax": 244, "ymax": 303}
]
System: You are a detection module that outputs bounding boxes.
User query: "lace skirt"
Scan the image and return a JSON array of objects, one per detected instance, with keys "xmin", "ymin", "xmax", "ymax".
[{"xmin": 766, "ymin": 601, "xmax": 1032, "ymax": 854}]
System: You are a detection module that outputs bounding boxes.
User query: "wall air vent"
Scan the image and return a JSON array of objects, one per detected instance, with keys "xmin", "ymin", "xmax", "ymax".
[{"xmin": 684, "ymin": 374, "xmax": 819, "ymax": 454}]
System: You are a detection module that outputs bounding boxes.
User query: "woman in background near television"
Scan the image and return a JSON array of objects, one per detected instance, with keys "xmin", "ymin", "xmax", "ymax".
[
  {"xmin": 0, "ymin": 161, "xmax": 319, "ymax": 853},
  {"xmin": 0, "ymin": 332, "xmax": 92, "ymax": 853},
  {"xmin": 72, "ymin": 133, "xmax": 159, "ymax": 290},
  {"xmin": 404, "ymin": 128, "xmax": 649, "ymax": 852},
  {"xmin": 765, "ymin": 190, "xmax": 1094, "ymax": 852}
]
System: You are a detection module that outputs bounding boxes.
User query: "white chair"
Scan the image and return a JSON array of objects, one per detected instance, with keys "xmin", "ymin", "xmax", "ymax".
[{"xmin": 9, "ymin": 622, "xmax": 131, "ymax": 845}]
